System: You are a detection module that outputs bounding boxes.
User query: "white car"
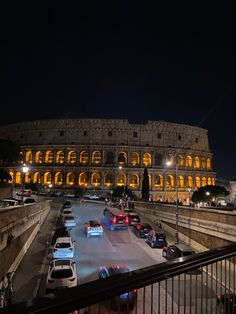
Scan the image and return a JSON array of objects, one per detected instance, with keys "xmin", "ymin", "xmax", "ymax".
[
  {"xmin": 52, "ymin": 237, "xmax": 74, "ymax": 259},
  {"xmin": 84, "ymin": 220, "xmax": 103, "ymax": 237},
  {"xmin": 61, "ymin": 208, "xmax": 73, "ymax": 217},
  {"xmin": 63, "ymin": 215, "xmax": 76, "ymax": 228},
  {"xmin": 46, "ymin": 259, "xmax": 77, "ymax": 293}
]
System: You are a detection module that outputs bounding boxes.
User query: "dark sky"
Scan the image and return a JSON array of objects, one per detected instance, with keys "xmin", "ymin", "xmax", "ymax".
[{"xmin": 0, "ymin": 3, "xmax": 235, "ymax": 180}]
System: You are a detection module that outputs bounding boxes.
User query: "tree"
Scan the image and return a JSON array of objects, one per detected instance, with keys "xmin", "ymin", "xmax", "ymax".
[
  {"xmin": 0, "ymin": 139, "xmax": 20, "ymax": 164},
  {"xmin": 192, "ymin": 185, "xmax": 229, "ymax": 204},
  {"xmin": 141, "ymin": 168, "xmax": 149, "ymax": 201},
  {"xmin": 0, "ymin": 168, "xmax": 12, "ymax": 183}
]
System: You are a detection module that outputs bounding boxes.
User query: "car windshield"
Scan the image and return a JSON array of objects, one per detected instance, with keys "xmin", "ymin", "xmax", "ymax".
[
  {"xmin": 51, "ymin": 269, "xmax": 73, "ymax": 279},
  {"xmin": 90, "ymin": 222, "xmax": 100, "ymax": 227},
  {"xmin": 56, "ymin": 243, "xmax": 71, "ymax": 248},
  {"xmin": 182, "ymin": 251, "xmax": 194, "ymax": 256},
  {"xmin": 65, "ymin": 217, "xmax": 74, "ymax": 221}
]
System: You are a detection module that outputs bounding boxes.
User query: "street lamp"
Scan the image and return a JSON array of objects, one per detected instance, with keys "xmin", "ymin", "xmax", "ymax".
[
  {"xmin": 166, "ymin": 158, "xmax": 179, "ymax": 244},
  {"xmin": 21, "ymin": 164, "xmax": 29, "ymax": 204}
]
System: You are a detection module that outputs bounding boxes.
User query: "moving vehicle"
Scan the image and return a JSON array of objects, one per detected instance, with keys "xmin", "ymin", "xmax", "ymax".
[
  {"xmin": 133, "ymin": 223, "xmax": 152, "ymax": 238},
  {"xmin": 84, "ymin": 220, "xmax": 103, "ymax": 237},
  {"xmin": 63, "ymin": 215, "xmax": 76, "ymax": 228},
  {"xmin": 52, "ymin": 237, "xmax": 74, "ymax": 259},
  {"xmin": 103, "ymin": 208, "xmax": 128, "ymax": 231},
  {"xmin": 16, "ymin": 189, "xmax": 32, "ymax": 197},
  {"xmin": 1, "ymin": 199, "xmax": 19, "ymax": 207},
  {"xmin": 98, "ymin": 265, "xmax": 137, "ymax": 308},
  {"xmin": 85, "ymin": 194, "xmax": 100, "ymax": 200},
  {"xmin": 162, "ymin": 244, "xmax": 195, "ymax": 259},
  {"xmin": 46, "ymin": 259, "xmax": 77, "ymax": 293},
  {"xmin": 217, "ymin": 293, "xmax": 236, "ymax": 313},
  {"xmin": 146, "ymin": 229, "xmax": 167, "ymax": 248},
  {"xmin": 125, "ymin": 213, "xmax": 141, "ymax": 226}
]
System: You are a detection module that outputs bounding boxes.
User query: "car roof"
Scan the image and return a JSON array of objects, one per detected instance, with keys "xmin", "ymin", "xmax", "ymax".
[
  {"xmin": 128, "ymin": 212, "xmax": 139, "ymax": 216},
  {"xmin": 100, "ymin": 265, "xmax": 130, "ymax": 276},
  {"xmin": 171, "ymin": 244, "xmax": 195, "ymax": 251},
  {"xmin": 55, "ymin": 237, "xmax": 71, "ymax": 243},
  {"xmin": 89, "ymin": 220, "xmax": 100, "ymax": 225}
]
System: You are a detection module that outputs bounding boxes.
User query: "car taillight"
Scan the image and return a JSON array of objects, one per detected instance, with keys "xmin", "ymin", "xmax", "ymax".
[
  {"xmin": 136, "ymin": 224, "xmax": 141, "ymax": 230},
  {"xmin": 48, "ymin": 279, "xmax": 54, "ymax": 283},
  {"xmin": 87, "ymin": 226, "xmax": 91, "ymax": 230},
  {"xmin": 112, "ymin": 217, "xmax": 117, "ymax": 223},
  {"xmin": 69, "ymin": 277, "xmax": 75, "ymax": 281},
  {"xmin": 125, "ymin": 217, "xmax": 129, "ymax": 224}
]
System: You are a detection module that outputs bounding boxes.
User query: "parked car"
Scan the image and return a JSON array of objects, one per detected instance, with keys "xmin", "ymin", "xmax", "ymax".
[
  {"xmin": 125, "ymin": 213, "xmax": 141, "ymax": 226},
  {"xmin": 146, "ymin": 229, "xmax": 167, "ymax": 248},
  {"xmin": 217, "ymin": 293, "xmax": 236, "ymax": 313},
  {"xmin": 63, "ymin": 215, "xmax": 76, "ymax": 228},
  {"xmin": 84, "ymin": 220, "xmax": 103, "ymax": 237},
  {"xmin": 24, "ymin": 198, "xmax": 36, "ymax": 204},
  {"xmin": 84, "ymin": 194, "xmax": 100, "ymax": 200},
  {"xmin": 133, "ymin": 223, "xmax": 152, "ymax": 238},
  {"xmin": 52, "ymin": 237, "xmax": 74, "ymax": 259},
  {"xmin": 62, "ymin": 200, "xmax": 72, "ymax": 209},
  {"xmin": 162, "ymin": 244, "xmax": 195, "ymax": 259},
  {"xmin": 98, "ymin": 265, "xmax": 137, "ymax": 308},
  {"xmin": 61, "ymin": 208, "xmax": 73, "ymax": 217},
  {"xmin": 46, "ymin": 259, "xmax": 77, "ymax": 293},
  {"xmin": 51, "ymin": 227, "xmax": 70, "ymax": 245}
]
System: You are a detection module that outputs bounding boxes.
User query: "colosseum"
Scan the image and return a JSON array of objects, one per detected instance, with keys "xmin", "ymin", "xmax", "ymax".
[{"xmin": 0, "ymin": 119, "xmax": 216, "ymax": 202}]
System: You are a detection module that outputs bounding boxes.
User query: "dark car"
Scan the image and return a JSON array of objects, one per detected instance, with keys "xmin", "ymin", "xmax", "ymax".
[
  {"xmin": 133, "ymin": 223, "xmax": 152, "ymax": 238},
  {"xmin": 51, "ymin": 227, "xmax": 70, "ymax": 245},
  {"xmin": 24, "ymin": 198, "xmax": 36, "ymax": 204},
  {"xmin": 217, "ymin": 294, "xmax": 236, "ymax": 314},
  {"xmin": 98, "ymin": 265, "xmax": 137, "ymax": 308},
  {"xmin": 162, "ymin": 244, "xmax": 195, "ymax": 259},
  {"xmin": 125, "ymin": 213, "xmax": 141, "ymax": 226},
  {"xmin": 146, "ymin": 229, "xmax": 167, "ymax": 248},
  {"xmin": 62, "ymin": 200, "xmax": 72, "ymax": 209}
]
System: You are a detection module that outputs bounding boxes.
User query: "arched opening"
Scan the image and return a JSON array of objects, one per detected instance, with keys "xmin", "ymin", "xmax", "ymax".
[
  {"xmin": 25, "ymin": 172, "xmax": 31, "ymax": 183},
  {"xmin": 212, "ymin": 177, "xmax": 215, "ymax": 185},
  {"xmin": 55, "ymin": 172, "xmax": 63, "ymax": 185},
  {"xmin": 154, "ymin": 174, "xmax": 163, "ymax": 187},
  {"xmin": 202, "ymin": 177, "xmax": 207, "ymax": 187},
  {"xmin": 105, "ymin": 151, "xmax": 115, "ymax": 164},
  {"xmin": 148, "ymin": 174, "xmax": 152, "ymax": 187},
  {"xmin": 80, "ymin": 151, "xmax": 89, "ymax": 164},
  {"xmin": 35, "ymin": 151, "xmax": 43, "ymax": 164},
  {"xmin": 201, "ymin": 157, "xmax": 206, "ymax": 169},
  {"xmin": 194, "ymin": 156, "xmax": 200, "ymax": 169},
  {"xmin": 56, "ymin": 151, "xmax": 64, "ymax": 164},
  {"xmin": 33, "ymin": 172, "xmax": 40, "ymax": 183},
  {"xmin": 92, "ymin": 151, "xmax": 102, "ymax": 164},
  {"xmin": 195, "ymin": 176, "xmax": 201, "ymax": 188},
  {"xmin": 129, "ymin": 173, "xmax": 139, "ymax": 188},
  {"xmin": 187, "ymin": 176, "xmax": 193, "ymax": 188},
  {"xmin": 8, "ymin": 171, "xmax": 14, "ymax": 183},
  {"xmin": 25, "ymin": 151, "xmax": 33, "ymax": 164},
  {"xmin": 66, "ymin": 172, "xmax": 75, "ymax": 185},
  {"xmin": 44, "ymin": 172, "xmax": 52, "ymax": 185},
  {"xmin": 104, "ymin": 173, "xmax": 114, "ymax": 187},
  {"xmin": 79, "ymin": 172, "xmax": 89, "ymax": 185},
  {"xmin": 154, "ymin": 153, "xmax": 162, "ymax": 166},
  {"xmin": 117, "ymin": 173, "xmax": 126, "ymax": 186},
  {"xmin": 207, "ymin": 158, "xmax": 211, "ymax": 169},
  {"xmin": 15, "ymin": 172, "xmax": 21, "ymax": 184},
  {"xmin": 130, "ymin": 152, "xmax": 139, "ymax": 166},
  {"xmin": 179, "ymin": 175, "xmax": 185, "ymax": 188},
  {"xmin": 118, "ymin": 152, "xmax": 127, "ymax": 164},
  {"xmin": 68, "ymin": 151, "xmax": 76, "ymax": 164},
  {"xmin": 207, "ymin": 177, "xmax": 212, "ymax": 185},
  {"xmin": 166, "ymin": 175, "xmax": 174, "ymax": 188},
  {"xmin": 45, "ymin": 151, "xmax": 53, "ymax": 164},
  {"xmin": 91, "ymin": 172, "xmax": 101, "ymax": 186},
  {"xmin": 186, "ymin": 155, "xmax": 193, "ymax": 167},
  {"xmin": 178, "ymin": 155, "xmax": 184, "ymax": 167},
  {"xmin": 143, "ymin": 153, "xmax": 152, "ymax": 166}
]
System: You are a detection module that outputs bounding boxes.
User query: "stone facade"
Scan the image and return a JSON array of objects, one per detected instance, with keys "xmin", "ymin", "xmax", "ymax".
[{"xmin": 0, "ymin": 119, "xmax": 216, "ymax": 201}]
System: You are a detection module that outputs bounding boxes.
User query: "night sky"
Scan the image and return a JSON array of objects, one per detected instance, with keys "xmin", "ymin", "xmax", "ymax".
[{"xmin": 0, "ymin": 3, "xmax": 235, "ymax": 180}]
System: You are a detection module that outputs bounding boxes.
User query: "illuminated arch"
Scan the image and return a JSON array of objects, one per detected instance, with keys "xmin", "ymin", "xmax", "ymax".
[
  {"xmin": 201, "ymin": 157, "xmax": 206, "ymax": 169},
  {"xmin": 25, "ymin": 151, "xmax": 33, "ymax": 164},
  {"xmin": 56, "ymin": 151, "xmax": 64, "ymax": 164},
  {"xmin": 202, "ymin": 177, "xmax": 207, "ymax": 187},
  {"xmin": 44, "ymin": 172, "xmax": 52, "ymax": 185},
  {"xmin": 9, "ymin": 171, "xmax": 14, "ymax": 183},
  {"xmin": 67, "ymin": 151, "xmax": 76, "ymax": 164},
  {"xmin": 212, "ymin": 177, "xmax": 215, "ymax": 185},
  {"xmin": 143, "ymin": 153, "xmax": 152, "ymax": 166},
  {"xmin": 195, "ymin": 176, "xmax": 201, "ymax": 188},
  {"xmin": 178, "ymin": 155, "xmax": 184, "ymax": 167},
  {"xmin": 129, "ymin": 173, "xmax": 139, "ymax": 188},
  {"xmin": 45, "ymin": 151, "xmax": 53, "ymax": 164},
  {"xmin": 80, "ymin": 151, "xmax": 89, "ymax": 164},
  {"xmin": 194, "ymin": 156, "xmax": 200, "ymax": 169},
  {"xmin": 186, "ymin": 155, "xmax": 193, "ymax": 167},
  {"xmin": 33, "ymin": 172, "xmax": 40, "ymax": 183},
  {"xmin": 207, "ymin": 158, "xmax": 211, "ymax": 169},
  {"xmin": 130, "ymin": 152, "xmax": 139, "ymax": 166},
  {"xmin": 66, "ymin": 172, "xmax": 75, "ymax": 185},
  {"xmin": 154, "ymin": 174, "xmax": 163, "ymax": 187},
  {"xmin": 207, "ymin": 177, "xmax": 212, "ymax": 185},
  {"xmin": 187, "ymin": 176, "xmax": 193, "ymax": 188},
  {"xmin": 91, "ymin": 172, "xmax": 101, "ymax": 186},
  {"xmin": 55, "ymin": 172, "xmax": 63, "ymax": 185},
  {"xmin": 117, "ymin": 173, "xmax": 126, "ymax": 186},
  {"xmin": 118, "ymin": 152, "xmax": 127, "ymax": 164},
  {"xmin": 148, "ymin": 174, "xmax": 152, "ymax": 187},
  {"xmin": 79, "ymin": 172, "xmax": 89, "ymax": 185},
  {"xmin": 15, "ymin": 172, "xmax": 21, "ymax": 184},
  {"xmin": 104, "ymin": 173, "xmax": 114, "ymax": 187},
  {"xmin": 18, "ymin": 152, "xmax": 24, "ymax": 164},
  {"xmin": 166, "ymin": 175, "xmax": 174, "ymax": 188},
  {"xmin": 179, "ymin": 175, "xmax": 185, "ymax": 188},
  {"xmin": 92, "ymin": 151, "xmax": 102, "ymax": 164},
  {"xmin": 35, "ymin": 151, "xmax": 43, "ymax": 164}
]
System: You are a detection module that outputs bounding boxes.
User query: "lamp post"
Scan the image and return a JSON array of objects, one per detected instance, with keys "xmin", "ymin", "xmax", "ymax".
[
  {"xmin": 166, "ymin": 158, "xmax": 179, "ymax": 244},
  {"xmin": 21, "ymin": 164, "xmax": 29, "ymax": 204}
]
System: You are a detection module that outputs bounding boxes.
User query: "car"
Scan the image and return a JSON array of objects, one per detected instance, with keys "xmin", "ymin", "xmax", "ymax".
[
  {"xmin": 2, "ymin": 199, "xmax": 20, "ymax": 206},
  {"xmin": 162, "ymin": 244, "xmax": 195, "ymax": 259},
  {"xmin": 16, "ymin": 189, "xmax": 32, "ymax": 197},
  {"xmin": 0, "ymin": 200, "xmax": 10, "ymax": 208},
  {"xmin": 85, "ymin": 194, "xmax": 100, "ymax": 200},
  {"xmin": 125, "ymin": 213, "xmax": 141, "ymax": 226},
  {"xmin": 133, "ymin": 223, "xmax": 152, "ymax": 238},
  {"xmin": 62, "ymin": 200, "xmax": 72, "ymax": 209},
  {"xmin": 98, "ymin": 265, "xmax": 137, "ymax": 308},
  {"xmin": 63, "ymin": 215, "xmax": 76, "ymax": 228},
  {"xmin": 217, "ymin": 293, "xmax": 236, "ymax": 313},
  {"xmin": 24, "ymin": 198, "xmax": 36, "ymax": 204},
  {"xmin": 51, "ymin": 227, "xmax": 70, "ymax": 245},
  {"xmin": 146, "ymin": 229, "xmax": 167, "ymax": 248},
  {"xmin": 61, "ymin": 208, "xmax": 73, "ymax": 217},
  {"xmin": 46, "ymin": 259, "xmax": 77, "ymax": 293},
  {"xmin": 84, "ymin": 220, "xmax": 103, "ymax": 237},
  {"xmin": 52, "ymin": 237, "xmax": 74, "ymax": 259}
]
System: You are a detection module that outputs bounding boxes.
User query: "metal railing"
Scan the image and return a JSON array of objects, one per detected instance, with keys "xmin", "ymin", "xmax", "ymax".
[{"xmin": 1, "ymin": 243, "xmax": 236, "ymax": 314}]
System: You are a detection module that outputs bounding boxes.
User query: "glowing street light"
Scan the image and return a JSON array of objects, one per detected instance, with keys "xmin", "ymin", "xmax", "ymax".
[{"xmin": 21, "ymin": 164, "xmax": 29, "ymax": 204}]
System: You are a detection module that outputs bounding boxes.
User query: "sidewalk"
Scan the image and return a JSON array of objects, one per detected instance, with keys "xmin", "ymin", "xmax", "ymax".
[{"xmin": 12, "ymin": 200, "xmax": 61, "ymax": 304}]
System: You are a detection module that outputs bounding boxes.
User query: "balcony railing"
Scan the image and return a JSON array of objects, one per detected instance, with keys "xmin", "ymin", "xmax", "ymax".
[{"xmin": 2, "ymin": 243, "xmax": 236, "ymax": 314}]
